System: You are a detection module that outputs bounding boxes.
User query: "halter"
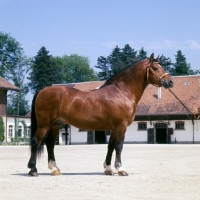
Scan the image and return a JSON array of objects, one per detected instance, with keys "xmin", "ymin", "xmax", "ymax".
[{"xmin": 146, "ymin": 63, "xmax": 169, "ymax": 87}]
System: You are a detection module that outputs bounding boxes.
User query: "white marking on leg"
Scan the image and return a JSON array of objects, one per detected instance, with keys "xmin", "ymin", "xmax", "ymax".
[
  {"xmin": 48, "ymin": 160, "xmax": 60, "ymax": 173},
  {"xmin": 117, "ymin": 166, "xmax": 124, "ymax": 172}
]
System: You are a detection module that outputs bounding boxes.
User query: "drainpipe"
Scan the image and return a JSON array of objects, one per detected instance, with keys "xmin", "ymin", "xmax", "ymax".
[{"xmin": 192, "ymin": 119, "xmax": 194, "ymax": 144}]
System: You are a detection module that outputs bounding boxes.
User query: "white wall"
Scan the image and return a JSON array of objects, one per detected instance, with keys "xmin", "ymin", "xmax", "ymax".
[
  {"xmin": 70, "ymin": 126, "xmax": 87, "ymax": 144},
  {"xmin": 6, "ymin": 117, "xmax": 31, "ymax": 142}
]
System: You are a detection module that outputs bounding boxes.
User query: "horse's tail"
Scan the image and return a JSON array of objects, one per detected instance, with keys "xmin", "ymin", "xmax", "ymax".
[{"xmin": 30, "ymin": 92, "xmax": 44, "ymax": 157}]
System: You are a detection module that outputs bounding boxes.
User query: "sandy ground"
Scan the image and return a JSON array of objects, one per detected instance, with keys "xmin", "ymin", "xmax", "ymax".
[{"xmin": 0, "ymin": 144, "xmax": 200, "ymax": 200}]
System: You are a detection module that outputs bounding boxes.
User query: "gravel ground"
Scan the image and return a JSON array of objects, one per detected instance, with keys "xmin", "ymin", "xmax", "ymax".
[{"xmin": 0, "ymin": 144, "xmax": 200, "ymax": 200}]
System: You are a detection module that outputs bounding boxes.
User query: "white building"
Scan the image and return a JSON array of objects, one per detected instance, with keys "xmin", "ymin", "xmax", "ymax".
[{"xmin": 4, "ymin": 76, "xmax": 200, "ymax": 144}]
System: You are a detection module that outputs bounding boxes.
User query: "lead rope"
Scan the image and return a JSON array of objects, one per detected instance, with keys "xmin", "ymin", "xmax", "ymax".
[
  {"xmin": 168, "ymin": 88, "xmax": 200, "ymax": 119},
  {"xmin": 168, "ymin": 88, "xmax": 191, "ymax": 113}
]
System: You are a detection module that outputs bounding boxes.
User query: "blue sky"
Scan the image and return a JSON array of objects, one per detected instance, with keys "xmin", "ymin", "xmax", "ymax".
[
  {"xmin": 1, "ymin": 0, "xmax": 200, "ymax": 70},
  {"xmin": 1, "ymin": 0, "xmax": 200, "ymax": 104}
]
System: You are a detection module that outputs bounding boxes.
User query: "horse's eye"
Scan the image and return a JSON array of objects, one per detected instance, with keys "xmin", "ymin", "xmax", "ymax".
[{"xmin": 153, "ymin": 67, "xmax": 158, "ymax": 71}]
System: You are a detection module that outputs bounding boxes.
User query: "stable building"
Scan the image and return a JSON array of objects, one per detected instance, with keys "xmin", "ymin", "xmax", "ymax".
[
  {"xmin": 0, "ymin": 77, "xmax": 20, "ymax": 142},
  {"xmin": 58, "ymin": 75, "xmax": 200, "ymax": 145},
  {"xmin": 3, "ymin": 75, "xmax": 200, "ymax": 144}
]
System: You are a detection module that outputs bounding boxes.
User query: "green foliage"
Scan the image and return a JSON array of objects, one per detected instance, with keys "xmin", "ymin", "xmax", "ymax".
[
  {"xmin": 7, "ymin": 91, "xmax": 30, "ymax": 115},
  {"xmin": 53, "ymin": 54, "xmax": 98, "ymax": 83},
  {"xmin": 28, "ymin": 46, "xmax": 63, "ymax": 94},
  {"xmin": 0, "ymin": 32, "xmax": 31, "ymax": 115},
  {"xmin": 0, "ymin": 32, "xmax": 23, "ymax": 79},
  {"xmin": 0, "ymin": 116, "xmax": 5, "ymax": 142},
  {"xmin": 137, "ymin": 47, "xmax": 148, "ymax": 61},
  {"xmin": 159, "ymin": 55, "xmax": 173, "ymax": 74},
  {"xmin": 171, "ymin": 50, "xmax": 196, "ymax": 76},
  {"xmin": 7, "ymin": 54, "xmax": 31, "ymax": 115},
  {"xmin": 95, "ymin": 44, "xmax": 138, "ymax": 80}
]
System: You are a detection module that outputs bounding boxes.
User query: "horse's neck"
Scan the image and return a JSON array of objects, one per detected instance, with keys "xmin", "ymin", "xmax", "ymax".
[{"xmin": 114, "ymin": 61, "xmax": 148, "ymax": 104}]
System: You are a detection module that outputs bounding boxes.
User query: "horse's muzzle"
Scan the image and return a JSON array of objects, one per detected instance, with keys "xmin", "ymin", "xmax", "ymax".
[{"xmin": 160, "ymin": 79, "xmax": 174, "ymax": 89}]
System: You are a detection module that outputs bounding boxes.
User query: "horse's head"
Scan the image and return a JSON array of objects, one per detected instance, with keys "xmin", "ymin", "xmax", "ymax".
[{"xmin": 146, "ymin": 53, "xmax": 173, "ymax": 88}]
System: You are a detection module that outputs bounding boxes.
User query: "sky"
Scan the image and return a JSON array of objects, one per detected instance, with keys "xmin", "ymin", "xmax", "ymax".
[{"xmin": 1, "ymin": 0, "xmax": 200, "ymax": 104}]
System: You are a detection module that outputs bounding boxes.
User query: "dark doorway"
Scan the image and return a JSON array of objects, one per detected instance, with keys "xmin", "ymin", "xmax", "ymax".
[
  {"xmin": 156, "ymin": 128, "xmax": 167, "ymax": 144},
  {"xmin": 95, "ymin": 131, "xmax": 106, "ymax": 144}
]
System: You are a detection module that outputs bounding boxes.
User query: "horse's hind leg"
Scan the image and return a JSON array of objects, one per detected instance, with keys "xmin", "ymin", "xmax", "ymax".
[
  {"xmin": 28, "ymin": 127, "xmax": 48, "ymax": 176},
  {"xmin": 46, "ymin": 125, "xmax": 61, "ymax": 175}
]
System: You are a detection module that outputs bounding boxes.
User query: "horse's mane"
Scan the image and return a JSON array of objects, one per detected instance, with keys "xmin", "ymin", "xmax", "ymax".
[{"xmin": 100, "ymin": 59, "xmax": 148, "ymax": 88}]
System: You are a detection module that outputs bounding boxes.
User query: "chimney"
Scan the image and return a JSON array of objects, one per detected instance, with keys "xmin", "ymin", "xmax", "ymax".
[{"xmin": 157, "ymin": 87, "xmax": 161, "ymax": 99}]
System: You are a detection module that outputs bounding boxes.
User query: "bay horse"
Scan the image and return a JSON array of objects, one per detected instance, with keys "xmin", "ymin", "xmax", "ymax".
[{"xmin": 27, "ymin": 53, "xmax": 173, "ymax": 176}]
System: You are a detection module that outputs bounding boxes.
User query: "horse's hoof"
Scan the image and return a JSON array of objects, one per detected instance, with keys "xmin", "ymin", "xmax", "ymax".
[
  {"xmin": 118, "ymin": 171, "xmax": 128, "ymax": 176},
  {"xmin": 28, "ymin": 170, "xmax": 38, "ymax": 177},
  {"xmin": 104, "ymin": 170, "xmax": 114, "ymax": 176},
  {"xmin": 51, "ymin": 170, "xmax": 61, "ymax": 175}
]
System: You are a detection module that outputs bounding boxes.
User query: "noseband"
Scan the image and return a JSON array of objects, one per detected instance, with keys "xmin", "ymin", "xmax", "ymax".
[{"xmin": 146, "ymin": 63, "xmax": 168, "ymax": 87}]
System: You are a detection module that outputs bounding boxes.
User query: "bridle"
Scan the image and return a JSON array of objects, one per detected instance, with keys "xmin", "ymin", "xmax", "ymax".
[{"xmin": 146, "ymin": 62, "xmax": 168, "ymax": 87}]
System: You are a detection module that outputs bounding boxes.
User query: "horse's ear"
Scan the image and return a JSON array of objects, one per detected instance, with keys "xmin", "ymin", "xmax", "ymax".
[
  {"xmin": 149, "ymin": 53, "xmax": 154, "ymax": 63},
  {"xmin": 155, "ymin": 55, "xmax": 160, "ymax": 62}
]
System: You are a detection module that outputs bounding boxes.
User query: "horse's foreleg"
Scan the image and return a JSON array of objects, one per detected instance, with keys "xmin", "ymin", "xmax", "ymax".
[
  {"xmin": 112, "ymin": 124, "xmax": 128, "ymax": 176},
  {"xmin": 46, "ymin": 125, "xmax": 60, "ymax": 175},
  {"xmin": 28, "ymin": 128, "xmax": 47, "ymax": 176},
  {"xmin": 104, "ymin": 135, "xmax": 115, "ymax": 175},
  {"xmin": 114, "ymin": 136, "xmax": 128, "ymax": 176}
]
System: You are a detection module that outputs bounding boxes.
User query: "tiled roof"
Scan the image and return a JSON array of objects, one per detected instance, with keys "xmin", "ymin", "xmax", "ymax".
[
  {"xmin": 54, "ymin": 81, "xmax": 103, "ymax": 91},
  {"xmin": 61, "ymin": 76, "xmax": 200, "ymax": 115},
  {"xmin": 0, "ymin": 77, "xmax": 20, "ymax": 91},
  {"xmin": 137, "ymin": 76, "xmax": 200, "ymax": 115}
]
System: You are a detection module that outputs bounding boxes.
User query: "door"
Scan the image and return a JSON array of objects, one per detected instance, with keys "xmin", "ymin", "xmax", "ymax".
[{"xmin": 148, "ymin": 128, "xmax": 154, "ymax": 144}]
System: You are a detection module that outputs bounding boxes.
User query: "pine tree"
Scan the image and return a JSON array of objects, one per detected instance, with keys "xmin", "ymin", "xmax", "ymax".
[
  {"xmin": 137, "ymin": 47, "xmax": 148, "ymax": 61},
  {"xmin": 95, "ymin": 56, "xmax": 111, "ymax": 80},
  {"xmin": 121, "ymin": 44, "xmax": 137, "ymax": 66},
  {"xmin": 95, "ymin": 44, "xmax": 138, "ymax": 80},
  {"xmin": 28, "ymin": 46, "xmax": 62, "ymax": 94},
  {"xmin": 108, "ymin": 45, "xmax": 124, "ymax": 75},
  {"xmin": 171, "ymin": 50, "xmax": 196, "ymax": 76},
  {"xmin": 159, "ymin": 55, "xmax": 173, "ymax": 75},
  {"xmin": 0, "ymin": 116, "xmax": 5, "ymax": 142}
]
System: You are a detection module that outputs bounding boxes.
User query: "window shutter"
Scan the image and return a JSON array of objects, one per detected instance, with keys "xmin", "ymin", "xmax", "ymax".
[
  {"xmin": 87, "ymin": 131, "xmax": 94, "ymax": 144},
  {"xmin": 148, "ymin": 128, "xmax": 154, "ymax": 144},
  {"xmin": 168, "ymin": 128, "xmax": 173, "ymax": 135}
]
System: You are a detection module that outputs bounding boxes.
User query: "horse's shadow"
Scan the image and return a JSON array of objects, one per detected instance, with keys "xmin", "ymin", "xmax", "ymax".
[{"xmin": 11, "ymin": 172, "xmax": 106, "ymax": 177}]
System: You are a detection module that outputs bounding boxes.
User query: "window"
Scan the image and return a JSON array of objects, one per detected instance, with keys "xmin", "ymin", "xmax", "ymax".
[
  {"xmin": 18, "ymin": 126, "xmax": 22, "ymax": 137},
  {"xmin": 8, "ymin": 125, "xmax": 13, "ymax": 137},
  {"xmin": 27, "ymin": 126, "xmax": 31, "ymax": 137},
  {"xmin": 175, "ymin": 121, "xmax": 185, "ymax": 130},
  {"xmin": 138, "ymin": 122, "xmax": 147, "ymax": 130}
]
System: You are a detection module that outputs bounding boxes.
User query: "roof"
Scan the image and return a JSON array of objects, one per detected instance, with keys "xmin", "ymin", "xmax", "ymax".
[
  {"xmin": 0, "ymin": 77, "xmax": 20, "ymax": 91},
  {"xmin": 53, "ymin": 81, "xmax": 103, "ymax": 91},
  {"xmin": 137, "ymin": 75, "xmax": 200, "ymax": 115},
  {"xmin": 56, "ymin": 75, "xmax": 200, "ymax": 115}
]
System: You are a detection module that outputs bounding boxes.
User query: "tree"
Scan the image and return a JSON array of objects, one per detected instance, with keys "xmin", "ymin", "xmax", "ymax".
[
  {"xmin": 137, "ymin": 47, "xmax": 148, "ymax": 61},
  {"xmin": 95, "ymin": 44, "xmax": 138, "ymax": 80},
  {"xmin": 95, "ymin": 56, "xmax": 111, "ymax": 80},
  {"xmin": 159, "ymin": 55, "xmax": 173, "ymax": 75},
  {"xmin": 7, "ymin": 54, "xmax": 31, "ymax": 115},
  {"xmin": 0, "ymin": 32, "xmax": 31, "ymax": 115},
  {"xmin": 0, "ymin": 116, "xmax": 5, "ymax": 142},
  {"xmin": 172, "ymin": 50, "xmax": 195, "ymax": 76},
  {"xmin": 54, "ymin": 54, "xmax": 98, "ymax": 83},
  {"xmin": 0, "ymin": 32, "xmax": 23, "ymax": 79},
  {"xmin": 121, "ymin": 44, "xmax": 137, "ymax": 66},
  {"xmin": 107, "ymin": 45, "xmax": 124, "ymax": 75},
  {"xmin": 28, "ymin": 46, "xmax": 63, "ymax": 94}
]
